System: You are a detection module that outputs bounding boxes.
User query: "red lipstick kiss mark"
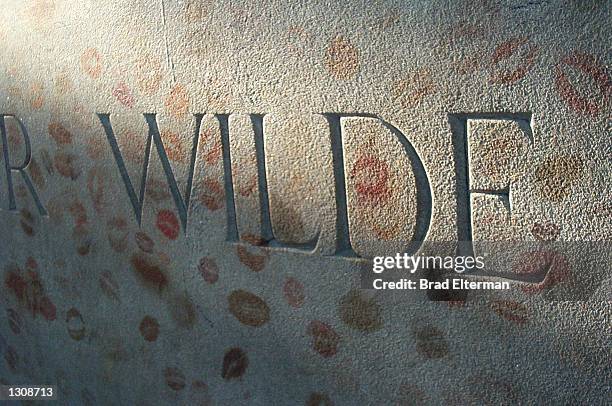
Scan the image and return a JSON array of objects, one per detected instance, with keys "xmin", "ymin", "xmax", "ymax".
[
  {"xmin": 554, "ymin": 52, "xmax": 611, "ymax": 116},
  {"xmin": 351, "ymin": 153, "xmax": 391, "ymax": 206},
  {"xmin": 156, "ymin": 209, "xmax": 180, "ymax": 240},
  {"xmin": 490, "ymin": 37, "xmax": 538, "ymax": 85},
  {"xmin": 112, "ymin": 81, "xmax": 135, "ymax": 108}
]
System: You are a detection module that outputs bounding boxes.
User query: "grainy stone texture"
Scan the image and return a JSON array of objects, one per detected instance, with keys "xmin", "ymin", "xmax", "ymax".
[{"xmin": 0, "ymin": 0, "xmax": 610, "ymax": 404}]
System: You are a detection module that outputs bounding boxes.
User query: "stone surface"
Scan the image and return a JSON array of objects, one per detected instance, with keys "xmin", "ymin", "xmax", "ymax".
[{"xmin": 0, "ymin": 0, "xmax": 610, "ymax": 404}]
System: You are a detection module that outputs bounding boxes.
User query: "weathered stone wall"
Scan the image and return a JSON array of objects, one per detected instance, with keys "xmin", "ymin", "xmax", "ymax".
[{"xmin": 0, "ymin": 0, "xmax": 610, "ymax": 404}]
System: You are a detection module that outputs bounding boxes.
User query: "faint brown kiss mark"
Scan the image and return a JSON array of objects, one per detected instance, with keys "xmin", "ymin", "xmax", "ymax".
[
  {"xmin": 107, "ymin": 217, "xmax": 128, "ymax": 253},
  {"xmin": 87, "ymin": 167, "xmax": 106, "ymax": 214},
  {"xmin": 490, "ymin": 300, "xmax": 529, "ymax": 326},
  {"xmin": 531, "ymin": 221, "xmax": 561, "ymax": 241},
  {"xmin": 130, "ymin": 254, "xmax": 169, "ymax": 292},
  {"xmin": 20, "ymin": 209, "xmax": 35, "ymax": 236},
  {"xmin": 165, "ymin": 84, "xmax": 189, "ymax": 117},
  {"xmin": 167, "ymin": 293, "xmax": 197, "ymax": 329},
  {"xmin": 306, "ymin": 392, "xmax": 334, "ymax": 406},
  {"xmin": 198, "ymin": 256, "xmax": 219, "ymax": 284},
  {"xmin": 198, "ymin": 178, "xmax": 225, "ymax": 211},
  {"xmin": 228, "ymin": 289, "xmax": 270, "ymax": 327},
  {"xmin": 282, "ymin": 277, "xmax": 305, "ymax": 308},
  {"xmin": 139, "ymin": 315, "xmax": 160, "ymax": 341},
  {"xmin": 490, "ymin": 37, "xmax": 538, "ymax": 85},
  {"xmin": 412, "ymin": 324, "xmax": 449, "ymax": 359},
  {"xmin": 164, "ymin": 367, "xmax": 186, "ymax": 391},
  {"xmin": 338, "ymin": 289, "xmax": 383, "ymax": 332},
  {"xmin": 325, "ymin": 36, "xmax": 360, "ymax": 80},
  {"xmin": 135, "ymin": 232, "xmax": 155, "ymax": 253},
  {"xmin": 135, "ymin": 55, "xmax": 163, "ymax": 95},
  {"xmin": 54, "ymin": 152, "xmax": 81, "ymax": 180},
  {"xmin": 29, "ymin": 82, "xmax": 44, "ymax": 109},
  {"xmin": 307, "ymin": 320, "xmax": 340, "ymax": 358},
  {"xmin": 99, "ymin": 270, "xmax": 121, "ymax": 302},
  {"xmin": 66, "ymin": 308, "xmax": 86, "ymax": 340},
  {"xmin": 236, "ymin": 234, "xmax": 270, "ymax": 273},
  {"xmin": 80, "ymin": 48, "xmax": 102, "ymax": 79},
  {"xmin": 222, "ymin": 347, "xmax": 248, "ymax": 380},
  {"xmin": 391, "ymin": 68, "xmax": 436, "ymax": 108},
  {"xmin": 48, "ymin": 122, "xmax": 72, "ymax": 145},
  {"xmin": 513, "ymin": 250, "xmax": 570, "ymax": 294},
  {"xmin": 534, "ymin": 154, "xmax": 583, "ymax": 202},
  {"xmin": 6, "ymin": 309, "xmax": 22, "ymax": 335}
]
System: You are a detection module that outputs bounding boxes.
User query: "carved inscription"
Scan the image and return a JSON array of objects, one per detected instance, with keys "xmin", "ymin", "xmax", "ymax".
[{"xmin": 0, "ymin": 111, "xmax": 532, "ymax": 259}]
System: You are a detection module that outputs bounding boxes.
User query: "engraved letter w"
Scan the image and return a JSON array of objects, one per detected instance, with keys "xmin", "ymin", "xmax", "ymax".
[{"xmin": 97, "ymin": 113, "xmax": 203, "ymax": 233}]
